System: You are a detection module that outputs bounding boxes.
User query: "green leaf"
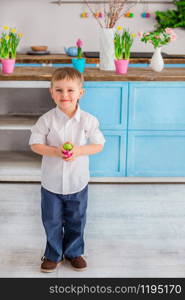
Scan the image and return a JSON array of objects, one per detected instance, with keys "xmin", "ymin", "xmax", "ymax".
[{"xmin": 155, "ymin": 1, "xmax": 185, "ymax": 29}]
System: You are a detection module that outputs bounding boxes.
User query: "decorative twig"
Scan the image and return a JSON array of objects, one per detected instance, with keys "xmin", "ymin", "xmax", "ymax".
[
  {"xmin": 84, "ymin": 0, "xmax": 103, "ymax": 27},
  {"xmin": 83, "ymin": 0, "xmax": 140, "ymax": 28}
]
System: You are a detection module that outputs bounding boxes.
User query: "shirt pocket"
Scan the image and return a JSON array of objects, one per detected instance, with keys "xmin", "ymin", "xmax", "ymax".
[
  {"xmin": 46, "ymin": 127, "xmax": 64, "ymax": 147},
  {"xmin": 75, "ymin": 129, "xmax": 88, "ymax": 146}
]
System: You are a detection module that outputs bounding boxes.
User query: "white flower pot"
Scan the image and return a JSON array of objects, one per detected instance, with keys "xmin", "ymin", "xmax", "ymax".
[
  {"xmin": 149, "ymin": 47, "xmax": 164, "ymax": 72},
  {"xmin": 99, "ymin": 28, "xmax": 115, "ymax": 71}
]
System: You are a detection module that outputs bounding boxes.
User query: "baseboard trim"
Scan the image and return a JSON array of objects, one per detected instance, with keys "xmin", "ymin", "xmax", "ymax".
[{"xmin": 1, "ymin": 176, "xmax": 185, "ymax": 183}]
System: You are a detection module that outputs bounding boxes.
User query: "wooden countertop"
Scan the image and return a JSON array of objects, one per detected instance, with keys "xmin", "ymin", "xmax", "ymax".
[
  {"xmin": 16, "ymin": 54, "xmax": 99, "ymax": 64},
  {"xmin": 1, "ymin": 66, "xmax": 185, "ymax": 81},
  {"xmin": 15, "ymin": 53, "xmax": 185, "ymax": 65}
]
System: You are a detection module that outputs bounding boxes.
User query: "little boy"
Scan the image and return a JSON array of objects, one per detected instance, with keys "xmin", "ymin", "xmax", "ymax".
[{"xmin": 29, "ymin": 67, "xmax": 105, "ymax": 272}]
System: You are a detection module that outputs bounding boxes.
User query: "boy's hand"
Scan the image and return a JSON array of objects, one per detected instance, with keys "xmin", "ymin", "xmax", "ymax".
[
  {"xmin": 61, "ymin": 142, "xmax": 81, "ymax": 161},
  {"xmin": 55, "ymin": 142, "xmax": 73, "ymax": 159},
  {"xmin": 55, "ymin": 146, "xmax": 65, "ymax": 159},
  {"xmin": 66, "ymin": 144, "xmax": 82, "ymax": 161}
]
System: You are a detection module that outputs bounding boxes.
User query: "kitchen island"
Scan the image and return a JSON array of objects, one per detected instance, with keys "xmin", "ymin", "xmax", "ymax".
[{"xmin": 1, "ymin": 66, "xmax": 185, "ymax": 182}]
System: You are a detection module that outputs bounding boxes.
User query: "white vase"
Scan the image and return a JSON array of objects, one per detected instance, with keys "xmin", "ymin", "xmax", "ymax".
[
  {"xmin": 149, "ymin": 47, "xmax": 164, "ymax": 72},
  {"xmin": 99, "ymin": 28, "xmax": 115, "ymax": 71}
]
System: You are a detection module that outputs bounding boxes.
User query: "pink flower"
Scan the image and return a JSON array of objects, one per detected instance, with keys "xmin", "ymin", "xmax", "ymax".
[
  {"xmin": 76, "ymin": 39, "xmax": 83, "ymax": 48},
  {"xmin": 144, "ymin": 32, "xmax": 150, "ymax": 36},
  {"xmin": 154, "ymin": 35, "xmax": 160, "ymax": 39},
  {"xmin": 149, "ymin": 40, "xmax": 153, "ymax": 43},
  {"xmin": 170, "ymin": 33, "xmax": 177, "ymax": 41},
  {"xmin": 165, "ymin": 28, "xmax": 174, "ymax": 35},
  {"xmin": 138, "ymin": 32, "xmax": 143, "ymax": 38}
]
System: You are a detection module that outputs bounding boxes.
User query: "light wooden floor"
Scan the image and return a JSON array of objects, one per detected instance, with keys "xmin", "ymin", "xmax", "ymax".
[{"xmin": 1, "ymin": 182, "xmax": 185, "ymax": 278}]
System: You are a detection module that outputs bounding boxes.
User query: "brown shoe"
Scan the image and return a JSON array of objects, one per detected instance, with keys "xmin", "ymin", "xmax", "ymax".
[
  {"xmin": 66, "ymin": 256, "xmax": 87, "ymax": 271},
  {"xmin": 40, "ymin": 257, "xmax": 63, "ymax": 273}
]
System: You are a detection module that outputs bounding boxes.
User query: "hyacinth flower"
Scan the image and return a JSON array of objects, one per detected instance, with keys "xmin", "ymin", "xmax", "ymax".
[
  {"xmin": 72, "ymin": 38, "xmax": 85, "ymax": 73},
  {"xmin": 76, "ymin": 39, "xmax": 83, "ymax": 59}
]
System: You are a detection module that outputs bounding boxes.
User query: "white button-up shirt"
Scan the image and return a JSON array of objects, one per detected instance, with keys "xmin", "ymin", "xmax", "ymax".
[{"xmin": 29, "ymin": 105, "xmax": 105, "ymax": 194}]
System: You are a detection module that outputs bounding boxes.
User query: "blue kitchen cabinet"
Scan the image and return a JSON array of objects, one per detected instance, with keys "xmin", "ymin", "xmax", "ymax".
[
  {"xmin": 79, "ymin": 81, "xmax": 185, "ymax": 177},
  {"xmin": 127, "ymin": 82, "xmax": 185, "ymax": 177},
  {"xmin": 80, "ymin": 82, "xmax": 128, "ymax": 176},
  {"xmin": 90, "ymin": 131, "xmax": 126, "ymax": 177},
  {"xmin": 127, "ymin": 131, "xmax": 185, "ymax": 176},
  {"xmin": 128, "ymin": 82, "xmax": 185, "ymax": 130},
  {"xmin": 81, "ymin": 82, "xmax": 128, "ymax": 130}
]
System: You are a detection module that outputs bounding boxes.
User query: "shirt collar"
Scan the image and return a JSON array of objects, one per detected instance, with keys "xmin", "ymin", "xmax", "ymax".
[{"xmin": 56, "ymin": 104, "xmax": 81, "ymax": 122}]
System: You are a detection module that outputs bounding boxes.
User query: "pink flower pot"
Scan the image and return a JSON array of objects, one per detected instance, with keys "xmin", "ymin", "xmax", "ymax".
[
  {"xmin": 114, "ymin": 59, "xmax": 129, "ymax": 74},
  {"xmin": 1, "ymin": 58, "xmax": 16, "ymax": 74}
]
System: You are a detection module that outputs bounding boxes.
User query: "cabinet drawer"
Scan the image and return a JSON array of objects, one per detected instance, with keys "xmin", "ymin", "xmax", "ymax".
[
  {"xmin": 129, "ymin": 82, "xmax": 185, "ymax": 130},
  {"xmin": 127, "ymin": 131, "xmax": 185, "ymax": 176},
  {"xmin": 81, "ymin": 82, "xmax": 128, "ymax": 130},
  {"xmin": 90, "ymin": 130, "xmax": 126, "ymax": 177}
]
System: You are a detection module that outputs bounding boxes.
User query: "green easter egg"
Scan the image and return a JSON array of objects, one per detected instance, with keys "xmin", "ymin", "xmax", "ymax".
[{"xmin": 63, "ymin": 143, "xmax": 73, "ymax": 150}]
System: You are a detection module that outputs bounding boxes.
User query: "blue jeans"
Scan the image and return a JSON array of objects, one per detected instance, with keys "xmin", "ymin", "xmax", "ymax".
[{"xmin": 41, "ymin": 185, "xmax": 88, "ymax": 262}]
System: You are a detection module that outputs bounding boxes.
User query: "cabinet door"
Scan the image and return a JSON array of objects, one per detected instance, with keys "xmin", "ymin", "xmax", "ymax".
[
  {"xmin": 90, "ymin": 130, "xmax": 126, "ymax": 177},
  {"xmin": 129, "ymin": 82, "xmax": 185, "ymax": 130},
  {"xmin": 81, "ymin": 82, "xmax": 128, "ymax": 130},
  {"xmin": 127, "ymin": 131, "xmax": 185, "ymax": 176}
]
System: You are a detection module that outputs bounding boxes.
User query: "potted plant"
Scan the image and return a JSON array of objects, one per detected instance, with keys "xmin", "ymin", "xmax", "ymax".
[
  {"xmin": 114, "ymin": 26, "xmax": 135, "ymax": 74},
  {"xmin": 139, "ymin": 28, "xmax": 177, "ymax": 72},
  {"xmin": 72, "ymin": 39, "xmax": 86, "ymax": 73},
  {"xmin": 0, "ymin": 25, "xmax": 23, "ymax": 74}
]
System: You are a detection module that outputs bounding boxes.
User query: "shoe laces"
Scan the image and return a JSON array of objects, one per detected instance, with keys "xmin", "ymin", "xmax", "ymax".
[{"xmin": 41, "ymin": 256, "xmax": 46, "ymax": 261}]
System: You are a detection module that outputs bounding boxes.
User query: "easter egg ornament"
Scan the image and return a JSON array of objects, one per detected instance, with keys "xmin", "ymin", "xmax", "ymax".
[
  {"xmin": 124, "ymin": 12, "xmax": 130, "ymax": 17},
  {"xmin": 62, "ymin": 143, "xmax": 73, "ymax": 158},
  {"xmin": 63, "ymin": 143, "xmax": 73, "ymax": 151},
  {"xmin": 141, "ymin": 12, "xmax": 146, "ymax": 18},
  {"xmin": 98, "ymin": 12, "xmax": 104, "ymax": 18},
  {"xmin": 129, "ymin": 13, "xmax": 134, "ymax": 18},
  {"xmin": 141, "ymin": 3, "xmax": 151, "ymax": 19},
  {"xmin": 80, "ymin": 4, "xmax": 89, "ymax": 19},
  {"xmin": 124, "ymin": 11, "xmax": 135, "ymax": 18}
]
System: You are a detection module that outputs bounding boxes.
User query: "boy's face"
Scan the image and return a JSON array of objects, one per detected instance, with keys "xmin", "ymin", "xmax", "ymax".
[{"xmin": 50, "ymin": 79, "xmax": 84, "ymax": 113}]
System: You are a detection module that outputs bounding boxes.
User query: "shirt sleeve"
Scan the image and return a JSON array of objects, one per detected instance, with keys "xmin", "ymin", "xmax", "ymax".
[
  {"xmin": 29, "ymin": 115, "xmax": 49, "ymax": 145},
  {"xmin": 86, "ymin": 116, "xmax": 106, "ymax": 145}
]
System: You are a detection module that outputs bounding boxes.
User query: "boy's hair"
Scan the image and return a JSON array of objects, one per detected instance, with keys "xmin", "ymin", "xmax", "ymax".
[{"xmin": 51, "ymin": 67, "xmax": 84, "ymax": 88}]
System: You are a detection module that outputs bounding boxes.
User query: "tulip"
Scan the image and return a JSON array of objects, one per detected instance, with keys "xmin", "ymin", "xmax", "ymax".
[{"xmin": 63, "ymin": 143, "xmax": 73, "ymax": 151}]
